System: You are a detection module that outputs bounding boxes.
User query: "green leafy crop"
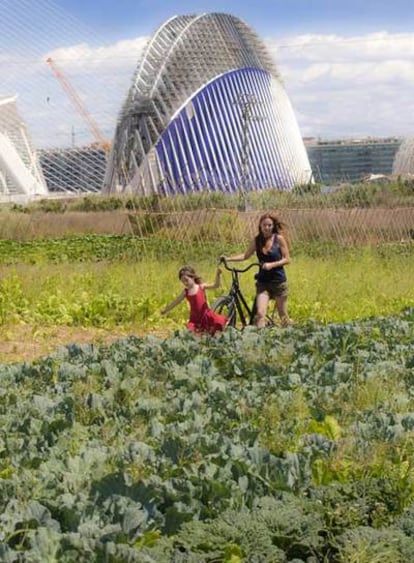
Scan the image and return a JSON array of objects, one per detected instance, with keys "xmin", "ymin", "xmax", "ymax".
[{"xmin": 0, "ymin": 310, "xmax": 413, "ymax": 560}]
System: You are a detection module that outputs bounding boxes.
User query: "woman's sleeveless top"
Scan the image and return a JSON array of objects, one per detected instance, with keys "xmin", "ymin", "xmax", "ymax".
[{"xmin": 256, "ymin": 234, "xmax": 287, "ymax": 284}]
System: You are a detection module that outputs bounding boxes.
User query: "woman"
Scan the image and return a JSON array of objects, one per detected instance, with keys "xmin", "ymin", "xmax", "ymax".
[{"xmin": 222, "ymin": 212, "xmax": 291, "ymax": 327}]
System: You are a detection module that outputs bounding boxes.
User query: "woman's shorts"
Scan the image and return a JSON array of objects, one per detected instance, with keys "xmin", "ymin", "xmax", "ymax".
[{"xmin": 256, "ymin": 281, "xmax": 288, "ymax": 299}]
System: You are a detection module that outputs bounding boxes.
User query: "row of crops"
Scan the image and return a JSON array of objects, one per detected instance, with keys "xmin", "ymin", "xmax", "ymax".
[{"xmin": 1, "ymin": 309, "xmax": 414, "ymax": 561}]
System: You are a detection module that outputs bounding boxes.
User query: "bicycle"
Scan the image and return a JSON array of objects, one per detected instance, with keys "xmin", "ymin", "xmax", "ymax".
[{"xmin": 212, "ymin": 259, "xmax": 277, "ymax": 328}]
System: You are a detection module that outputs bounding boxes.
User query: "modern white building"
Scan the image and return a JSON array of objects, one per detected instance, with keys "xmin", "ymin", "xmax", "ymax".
[
  {"xmin": 0, "ymin": 95, "xmax": 48, "ymax": 199},
  {"xmin": 104, "ymin": 13, "xmax": 312, "ymax": 196},
  {"xmin": 393, "ymin": 138, "xmax": 414, "ymax": 176}
]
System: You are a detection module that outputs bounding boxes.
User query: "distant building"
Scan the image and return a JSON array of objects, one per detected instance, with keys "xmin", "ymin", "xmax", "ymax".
[
  {"xmin": 305, "ymin": 137, "xmax": 402, "ymax": 184},
  {"xmin": 0, "ymin": 95, "xmax": 48, "ymax": 198},
  {"xmin": 393, "ymin": 138, "xmax": 414, "ymax": 176},
  {"xmin": 39, "ymin": 147, "xmax": 106, "ymax": 193},
  {"xmin": 104, "ymin": 12, "xmax": 312, "ymax": 195},
  {"xmin": 37, "ymin": 137, "xmax": 407, "ymax": 195}
]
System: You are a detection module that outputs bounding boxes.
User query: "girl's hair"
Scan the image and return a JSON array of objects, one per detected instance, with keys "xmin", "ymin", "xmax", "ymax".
[
  {"xmin": 178, "ymin": 265, "xmax": 202, "ymax": 284},
  {"xmin": 255, "ymin": 212, "xmax": 288, "ymax": 250}
]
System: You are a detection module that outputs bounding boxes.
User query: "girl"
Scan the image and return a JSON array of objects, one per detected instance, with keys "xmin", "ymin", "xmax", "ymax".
[
  {"xmin": 222, "ymin": 212, "xmax": 291, "ymax": 328},
  {"xmin": 161, "ymin": 266, "xmax": 227, "ymax": 335}
]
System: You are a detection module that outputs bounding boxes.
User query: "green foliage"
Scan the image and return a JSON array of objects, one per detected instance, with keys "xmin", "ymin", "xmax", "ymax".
[
  {"xmin": 36, "ymin": 198, "xmax": 68, "ymax": 213},
  {"xmin": 0, "ymin": 311, "xmax": 413, "ymax": 560},
  {"xmin": 2, "ymin": 179, "xmax": 413, "ymax": 217},
  {"xmin": 256, "ymin": 389, "xmax": 311, "ymax": 455},
  {"xmin": 0, "ymin": 234, "xmax": 412, "ymax": 267},
  {"xmin": 0, "ymin": 273, "xmax": 30, "ymax": 324},
  {"xmin": 334, "ymin": 527, "xmax": 414, "ymax": 563},
  {"xmin": 0, "ymin": 235, "xmax": 146, "ymax": 264},
  {"xmin": 0, "ymin": 238, "xmax": 412, "ymax": 332}
]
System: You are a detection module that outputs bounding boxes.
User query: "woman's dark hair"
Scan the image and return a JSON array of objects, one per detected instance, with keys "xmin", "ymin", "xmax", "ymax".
[
  {"xmin": 178, "ymin": 265, "xmax": 202, "ymax": 284},
  {"xmin": 255, "ymin": 212, "xmax": 287, "ymax": 251}
]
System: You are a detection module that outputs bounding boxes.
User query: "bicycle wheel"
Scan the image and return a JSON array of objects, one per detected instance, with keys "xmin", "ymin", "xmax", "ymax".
[{"xmin": 211, "ymin": 296, "xmax": 236, "ymax": 328}]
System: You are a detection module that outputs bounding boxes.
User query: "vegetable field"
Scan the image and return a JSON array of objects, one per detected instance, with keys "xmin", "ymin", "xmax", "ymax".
[
  {"xmin": 1, "ymin": 310, "xmax": 414, "ymax": 561},
  {"xmin": 0, "ymin": 237, "xmax": 413, "ymax": 364}
]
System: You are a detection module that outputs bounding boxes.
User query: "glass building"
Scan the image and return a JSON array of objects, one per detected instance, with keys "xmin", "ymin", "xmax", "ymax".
[{"xmin": 306, "ymin": 137, "xmax": 402, "ymax": 184}]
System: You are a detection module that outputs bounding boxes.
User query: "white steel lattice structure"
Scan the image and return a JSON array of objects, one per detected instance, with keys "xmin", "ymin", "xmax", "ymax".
[
  {"xmin": 0, "ymin": 96, "xmax": 48, "ymax": 198},
  {"xmin": 104, "ymin": 13, "xmax": 312, "ymax": 196},
  {"xmin": 393, "ymin": 138, "xmax": 414, "ymax": 176}
]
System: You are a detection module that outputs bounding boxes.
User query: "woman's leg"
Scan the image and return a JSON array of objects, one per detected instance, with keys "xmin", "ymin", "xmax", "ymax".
[
  {"xmin": 255, "ymin": 291, "xmax": 270, "ymax": 328},
  {"xmin": 275, "ymin": 295, "xmax": 290, "ymax": 326}
]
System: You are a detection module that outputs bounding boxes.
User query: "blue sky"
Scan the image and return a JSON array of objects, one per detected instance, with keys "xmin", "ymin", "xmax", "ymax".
[
  {"xmin": 55, "ymin": 0, "xmax": 414, "ymax": 39},
  {"xmin": 3, "ymin": 0, "xmax": 414, "ymax": 147}
]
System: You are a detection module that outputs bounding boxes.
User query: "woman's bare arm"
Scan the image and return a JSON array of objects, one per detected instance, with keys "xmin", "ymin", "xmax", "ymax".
[{"xmin": 222, "ymin": 239, "xmax": 256, "ymax": 262}]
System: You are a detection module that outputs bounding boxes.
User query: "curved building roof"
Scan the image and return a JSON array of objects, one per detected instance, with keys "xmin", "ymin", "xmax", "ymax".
[
  {"xmin": 0, "ymin": 96, "xmax": 48, "ymax": 198},
  {"xmin": 393, "ymin": 138, "xmax": 414, "ymax": 175},
  {"xmin": 104, "ymin": 12, "xmax": 312, "ymax": 195}
]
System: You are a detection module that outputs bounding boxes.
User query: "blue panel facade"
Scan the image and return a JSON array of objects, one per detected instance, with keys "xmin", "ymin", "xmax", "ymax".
[
  {"xmin": 156, "ymin": 67, "xmax": 290, "ymax": 195},
  {"xmin": 106, "ymin": 13, "xmax": 312, "ymax": 195}
]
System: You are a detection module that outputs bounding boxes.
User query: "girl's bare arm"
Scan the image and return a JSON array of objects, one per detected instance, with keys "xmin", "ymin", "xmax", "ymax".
[
  {"xmin": 203, "ymin": 268, "xmax": 223, "ymax": 290},
  {"xmin": 161, "ymin": 290, "xmax": 185, "ymax": 314}
]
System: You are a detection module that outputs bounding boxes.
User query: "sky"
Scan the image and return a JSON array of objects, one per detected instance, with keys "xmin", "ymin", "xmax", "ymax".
[
  {"xmin": 2, "ymin": 0, "xmax": 414, "ymax": 147},
  {"xmin": 54, "ymin": 0, "xmax": 414, "ymax": 38}
]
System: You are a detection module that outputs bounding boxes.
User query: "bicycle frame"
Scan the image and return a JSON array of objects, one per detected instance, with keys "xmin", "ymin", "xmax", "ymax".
[
  {"xmin": 213, "ymin": 260, "xmax": 279, "ymax": 328},
  {"xmin": 219, "ymin": 261, "xmax": 261, "ymax": 328}
]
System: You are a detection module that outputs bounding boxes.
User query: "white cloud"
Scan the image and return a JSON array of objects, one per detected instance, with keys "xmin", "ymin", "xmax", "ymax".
[
  {"xmin": 267, "ymin": 31, "xmax": 414, "ymax": 138},
  {"xmin": 45, "ymin": 37, "xmax": 148, "ymax": 72},
  {"xmin": 3, "ymin": 26, "xmax": 414, "ymax": 148},
  {"xmin": 2, "ymin": 38, "xmax": 148, "ymax": 148}
]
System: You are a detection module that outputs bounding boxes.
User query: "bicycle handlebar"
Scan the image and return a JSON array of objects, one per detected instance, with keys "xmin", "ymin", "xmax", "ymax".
[{"xmin": 219, "ymin": 258, "xmax": 261, "ymax": 274}]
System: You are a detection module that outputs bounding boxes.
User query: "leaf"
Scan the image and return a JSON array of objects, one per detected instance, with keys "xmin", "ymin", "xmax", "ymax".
[{"xmin": 122, "ymin": 505, "xmax": 147, "ymax": 535}]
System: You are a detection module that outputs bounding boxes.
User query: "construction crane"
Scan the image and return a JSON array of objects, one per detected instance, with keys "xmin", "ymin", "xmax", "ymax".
[{"xmin": 46, "ymin": 57, "xmax": 111, "ymax": 152}]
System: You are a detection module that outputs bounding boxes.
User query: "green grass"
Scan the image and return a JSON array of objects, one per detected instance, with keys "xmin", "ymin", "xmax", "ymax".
[
  {"xmin": 0, "ymin": 245, "xmax": 412, "ymax": 331},
  {"xmin": 288, "ymin": 247, "xmax": 414, "ymax": 322}
]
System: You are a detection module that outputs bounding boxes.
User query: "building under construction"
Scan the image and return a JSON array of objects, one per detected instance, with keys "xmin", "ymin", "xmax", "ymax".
[
  {"xmin": 38, "ymin": 136, "xmax": 405, "ymax": 194},
  {"xmin": 1, "ymin": 9, "xmax": 412, "ymax": 201},
  {"xmin": 104, "ymin": 12, "xmax": 312, "ymax": 195}
]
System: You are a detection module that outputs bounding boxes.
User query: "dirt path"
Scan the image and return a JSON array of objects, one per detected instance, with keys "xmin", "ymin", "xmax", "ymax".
[{"xmin": 0, "ymin": 325, "xmax": 170, "ymax": 364}]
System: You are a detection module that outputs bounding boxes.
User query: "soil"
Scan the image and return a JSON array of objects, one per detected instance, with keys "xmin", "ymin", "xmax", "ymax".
[{"xmin": 0, "ymin": 324, "xmax": 169, "ymax": 365}]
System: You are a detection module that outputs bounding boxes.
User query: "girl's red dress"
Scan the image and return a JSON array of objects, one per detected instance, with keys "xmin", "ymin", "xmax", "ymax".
[{"xmin": 185, "ymin": 286, "xmax": 227, "ymax": 335}]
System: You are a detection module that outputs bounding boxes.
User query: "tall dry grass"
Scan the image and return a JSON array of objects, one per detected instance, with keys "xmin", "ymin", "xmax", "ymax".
[
  {"xmin": 0, "ymin": 206, "xmax": 413, "ymax": 245},
  {"xmin": 0, "ymin": 211, "xmax": 132, "ymax": 240}
]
